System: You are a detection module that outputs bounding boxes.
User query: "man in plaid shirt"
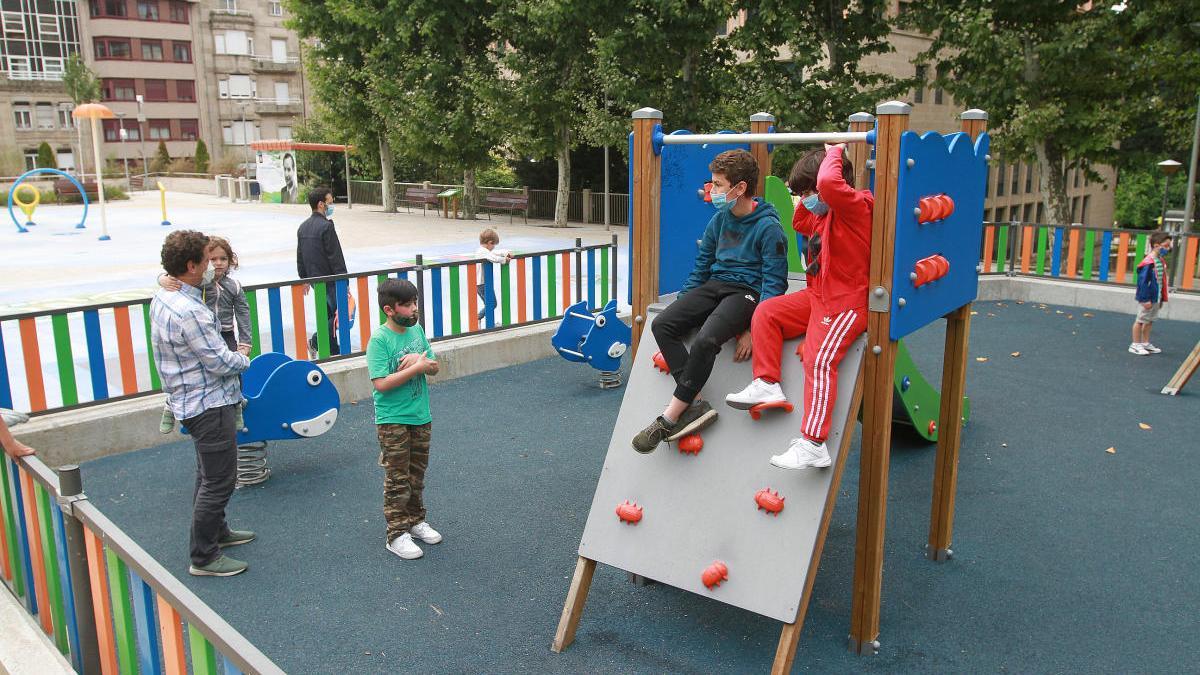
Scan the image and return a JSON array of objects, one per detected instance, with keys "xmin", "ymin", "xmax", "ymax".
[{"xmin": 151, "ymin": 230, "xmax": 252, "ymax": 577}]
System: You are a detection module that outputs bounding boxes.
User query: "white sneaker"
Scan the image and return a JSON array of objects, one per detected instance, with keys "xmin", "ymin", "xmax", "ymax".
[
  {"xmin": 770, "ymin": 437, "xmax": 832, "ymax": 469},
  {"xmin": 726, "ymin": 378, "xmax": 787, "ymax": 410},
  {"xmin": 1142, "ymin": 343, "xmax": 1161, "ymax": 354},
  {"xmin": 386, "ymin": 533, "xmax": 423, "ymax": 559},
  {"xmin": 1128, "ymin": 343, "xmax": 1149, "ymax": 355},
  {"xmin": 409, "ymin": 521, "xmax": 443, "ymax": 544}
]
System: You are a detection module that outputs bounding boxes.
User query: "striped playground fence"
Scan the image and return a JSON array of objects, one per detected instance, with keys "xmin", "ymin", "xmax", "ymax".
[
  {"xmin": 0, "ymin": 453, "xmax": 284, "ymax": 674},
  {"xmin": 978, "ymin": 222, "xmax": 1200, "ymax": 292},
  {"xmin": 0, "ymin": 237, "xmax": 620, "ymax": 416}
]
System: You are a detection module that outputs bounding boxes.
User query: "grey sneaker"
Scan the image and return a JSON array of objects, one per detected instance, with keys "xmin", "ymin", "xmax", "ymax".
[
  {"xmin": 665, "ymin": 400, "xmax": 718, "ymax": 441},
  {"xmin": 218, "ymin": 530, "xmax": 256, "ymax": 548},
  {"xmin": 188, "ymin": 555, "xmax": 248, "ymax": 577},
  {"xmin": 632, "ymin": 417, "xmax": 673, "ymax": 454}
]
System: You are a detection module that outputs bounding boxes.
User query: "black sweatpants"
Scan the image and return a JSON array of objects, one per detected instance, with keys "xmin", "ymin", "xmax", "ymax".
[
  {"xmin": 651, "ymin": 280, "xmax": 759, "ymax": 402},
  {"xmin": 186, "ymin": 404, "xmax": 239, "ymax": 566}
]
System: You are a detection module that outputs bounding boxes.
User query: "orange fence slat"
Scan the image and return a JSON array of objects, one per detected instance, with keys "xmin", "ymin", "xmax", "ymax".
[
  {"xmin": 561, "ymin": 252, "xmax": 571, "ymax": 312},
  {"xmin": 1066, "ymin": 229, "xmax": 1080, "ymax": 277},
  {"xmin": 291, "ymin": 285, "xmax": 307, "ymax": 359},
  {"xmin": 1182, "ymin": 237, "xmax": 1198, "ymax": 291},
  {"xmin": 1021, "ymin": 226, "xmax": 1034, "ymax": 273},
  {"xmin": 356, "ymin": 276, "xmax": 371, "ymax": 348},
  {"xmin": 467, "ymin": 267, "xmax": 479, "ymax": 332},
  {"xmin": 84, "ymin": 527, "xmax": 120, "ymax": 675},
  {"xmin": 982, "ymin": 225, "xmax": 995, "ymax": 273},
  {"xmin": 111, "ymin": 306, "xmax": 139, "ymax": 395},
  {"xmin": 1115, "ymin": 233, "xmax": 1130, "ymax": 284},
  {"xmin": 156, "ymin": 595, "xmax": 188, "ymax": 675},
  {"xmin": 17, "ymin": 318, "xmax": 47, "ymax": 412},
  {"xmin": 516, "ymin": 258, "xmax": 528, "ymax": 323},
  {"xmin": 19, "ymin": 469, "xmax": 53, "ymax": 635}
]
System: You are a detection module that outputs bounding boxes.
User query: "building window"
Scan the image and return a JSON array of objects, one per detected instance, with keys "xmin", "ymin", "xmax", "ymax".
[
  {"xmin": 95, "ymin": 38, "xmax": 133, "ymax": 59},
  {"xmin": 37, "ymin": 15, "xmax": 60, "ymax": 36},
  {"xmin": 90, "ymin": 0, "xmax": 128, "ymax": 18},
  {"xmin": 169, "ymin": 1, "xmax": 187, "ymax": 21},
  {"xmin": 227, "ymin": 74, "xmax": 254, "ymax": 98},
  {"xmin": 1036, "ymin": 202, "xmax": 1045, "ymax": 224},
  {"xmin": 1009, "ymin": 205, "xmax": 1021, "ymax": 222},
  {"xmin": 222, "ymin": 0, "xmax": 237, "ymax": 12},
  {"xmin": 215, "ymin": 30, "xmax": 250, "ymax": 55},
  {"xmin": 56, "ymin": 149, "xmax": 75, "ymax": 172},
  {"xmin": 277, "ymin": 125, "xmax": 292, "ymax": 140},
  {"xmin": 1073, "ymin": 168, "xmax": 1082, "ymax": 189},
  {"xmin": 176, "ymin": 80, "xmax": 195, "ymax": 101},
  {"xmin": 144, "ymin": 79, "xmax": 168, "ymax": 101},
  {"xmin": 1022, "ymin": 203, "xmax": 1033, "ymax": 223},
  {"xmin": 103, "ymin": 119, "xmax": 140, "ymax": 142},
  {"xmin": 1070, "ymin": 196, "xmax": 1079, "ymax": 222},
  {"xmin": 3, "ymin": 11, "xmax": 26, "ymax": 35},
  {"xmin": 269, "ymin": 1, "xmax": 282, "ymax": 16},
  {"xmin": 934, "ymin": 63, "xmax": 949, "ymax": 105},
  {"xmin": 1080, "ymin": 195, "xmax": 1090, "ymax": 225},
  {"xmin": 13, "ymin": 103, "xmax": 32, "ymax": 130},
  {"xmin": 1025, "ymin": 165, "xmax": 1034, "ymax": 193},
  {"xmin": 179, "ymin": 119, "xmax": 198, "ymax": 140},
  {"xmin": 102, "ymin": 78, "xmax": 137, "ymax": 101},
  {"xmin": 43, "ymin": 57, "xmax": 66, "ymax": 77},
  {"xmin": 36, "ymin": 103, "xmax": 56, "ymax": 130},
  {"xmin": 148, "ymin": 119, "xmax": 172, "ymax": 140},
  {"xmin": 7, "ymin": 56, "xmax": 32, "ymax": 76},
  {"xmin": 1011, "ymin": 163, "xmax": 1020, "ymax": 194},
  {"xmin": 24, "ymin": 150, "xmax": 38, "ymax": 171},
  {"xmin": 141, "ymin": 40, "xmax": 164, "ymax": 61},
  {"xmin": 995, "ymin": 163, "xmax": 1006, "ymax": 197},
  {"xmin": 172, "ymin": 41, "xmax": 191, "ymax": 62},
  {"xmin": 57, "ymin": 105, "xmax": 73, "ymax": 129},
  {"xmin": 913, "ymin": 64, "xmax": 926, "ymax": 104},
  {"xmin": 137, "ymin": 0, "xmax": 158, "ymax": 20},
  {"xmin": 223, "ymin": 121, "xmax": 258, "ymax": 145}
]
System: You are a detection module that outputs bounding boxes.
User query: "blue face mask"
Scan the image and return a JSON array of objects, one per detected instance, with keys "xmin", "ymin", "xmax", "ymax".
[
  {"xmin": 710, "ymin": 184, "xmax": 742, "ymax": 211},
  {"xmin": 803, "ymin": 193, "xmax": 829, "ymax": 216},
  {"xmin": 324, "ymin": 204, "xmax": 334, "ymax": 218}
]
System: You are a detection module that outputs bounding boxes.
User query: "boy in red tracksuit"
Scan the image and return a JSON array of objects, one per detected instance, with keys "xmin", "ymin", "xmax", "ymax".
[{"xmin": 726, "ymin": 144, "xmax": 872, "ymax": 469}]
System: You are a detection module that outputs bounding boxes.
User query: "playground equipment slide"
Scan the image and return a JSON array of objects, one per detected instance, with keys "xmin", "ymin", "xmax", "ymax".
[{"xmin": 578, "ymin": 305, "xmax": 866, "ymax": 623}]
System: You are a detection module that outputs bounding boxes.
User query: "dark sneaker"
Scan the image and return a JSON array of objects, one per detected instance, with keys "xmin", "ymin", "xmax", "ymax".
[
  {"xmin": 665, "ymin": 400, "xmax": 718, "ymax": 441},
  {"xmin": 632, "ymin": 417, "xmax": 673, "ymax": 454},
  {"xmin": 188, "ymin": 555, "xmax": 248, "ymax": 577},
  {"xmin": 218, "ymin": 530, "xmax": 256, "ymax": 548}
]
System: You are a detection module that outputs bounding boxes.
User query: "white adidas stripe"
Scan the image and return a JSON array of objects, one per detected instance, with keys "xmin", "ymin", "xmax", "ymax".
[{"xmin": 804, "ymin": 310, "xmax": 857, "ymax": 439}]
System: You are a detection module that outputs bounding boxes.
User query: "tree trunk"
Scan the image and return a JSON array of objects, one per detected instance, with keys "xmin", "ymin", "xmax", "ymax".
[
  {"xmin": 463, "ymin": 167, "xmax": 477, "ymax": 220},
  {"xmin": 1037, "ymin": 139, "xmax": 1071, "ymax": 224},
  {"xmin": 378, "ymin": 134, "xmax": 395, "ymax": 212},
  {"xmin": 554, "ymin": 124, "xmax": 571, "ymax": 228}
]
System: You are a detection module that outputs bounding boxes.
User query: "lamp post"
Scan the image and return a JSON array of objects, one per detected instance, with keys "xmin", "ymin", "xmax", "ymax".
[
  {"xmin": 135, "ymin": 94, "xmax": 147, "ymax": 177},
  {"xmin": 1157, "ymin": 159, "xmax": 1182, "ymax": 231},
  {"xmin": 117, "ymin": 111, "xmax": 130, "ymax": 186},
  {"xmin": 72, "ymin": 103, "xmax": 115, "ymax": 241}
]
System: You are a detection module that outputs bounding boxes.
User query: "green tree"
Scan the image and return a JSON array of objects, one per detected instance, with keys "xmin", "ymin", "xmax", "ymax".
[
  {"xmin": 36, "ymin": 142, "xmax": 57, "ymax": 169},
  {"xmin": 62, "ymin": 53, "xmax": 100, "ymax": 177},
  {"xmin": 901, "ymin": 2, "xmax": 1132, "ymax": 225},
  {"xmin": 1114, "ymin": 166, "xmax": 1190, "ymax": 230},
  {"xmin": 194, "ymin": 139, "xmax": 210, "ymax": 173},
  {"xmin": 152, "ymin": 140, "xmax": 171, "ymax": 173}
]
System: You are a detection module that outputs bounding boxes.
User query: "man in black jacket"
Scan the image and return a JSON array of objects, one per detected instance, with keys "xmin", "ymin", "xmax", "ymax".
[{"xmin": 296, "ymin": 187, "xmax": 347, "ymax": 356}]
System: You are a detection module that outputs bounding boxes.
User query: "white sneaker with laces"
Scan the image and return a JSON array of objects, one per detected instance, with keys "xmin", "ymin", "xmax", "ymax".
[
  {"xmin": 726, "ymin": 378, "xmax": 787, "ymax": 410},
  {"xmin": 409, "ymin": 521, "xmax": 443, "ymax": 544},
  {"xmin": 770, "ymin": 437, "xmax": 832, "ymax": 469},
  {"xmin": 1128, "ymin": 343, "xmax": 1149, "ymax": 355},
  {"xmin": 1142, "ymin": 342, "xmax": 1161, "ymax": 354},
  {"xmin": 386, "ymin": 533, "xmax": 423, "ymax": 559}
]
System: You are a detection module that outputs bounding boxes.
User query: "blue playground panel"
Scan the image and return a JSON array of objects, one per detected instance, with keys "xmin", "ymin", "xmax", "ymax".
[{"xmin": 889, "ymin": 131, "xmax": 990, "ymax": 340}]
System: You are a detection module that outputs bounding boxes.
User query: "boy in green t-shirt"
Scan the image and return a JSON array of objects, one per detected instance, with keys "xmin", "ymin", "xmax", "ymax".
[{"xmin": 367, "ymin": 278, "xmax": 442, "ymax": 560}]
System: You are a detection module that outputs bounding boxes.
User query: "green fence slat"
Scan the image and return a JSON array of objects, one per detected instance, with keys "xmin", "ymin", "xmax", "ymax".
[
  {"xmin": 104, "ymin": 549, "xmax": 138, "ymax": 675},
  {"xmin": 49, "ymin": 314, "xmax": 78, "ymax": 407},
  {"xmin": 34, "ymin": 485, "xmax": 68, "ymax": 653},
  {"xmin": 600, "ymin": 247, "xmax": 610, "ymax": 306},
  {"xmin": 142, "ymin": 304, "xmax": 160, "ymax": 390},
  {"xmin": 547, "ymin": 255, "xmax": 557, "ymax": 316},
  {"xmin": 1035, "ymin": 227, "xmax": 1049, "ymax": 276},
  {"xmin": 0, "ymin": 459, "xmax": 25, "ymax": 598},
  {"xmin": 1081, "ymin": 230, "xmax": 1095, "ymax": 280},
  {"xmin": 996, "ymin": 226, "xmax": 1009, "ymax": 273},
  {"xmin": 188, "ymin": 624, "xmax": 218, "ymax": 675},
  {"xmin": 1134, "ymin": 234, "xmax": 1147, "ymax": 274},
  {"xmin": 246, "ymin": 290, "xmax": 261, "ymax": 358},
  {"xmin": 448, "ymin": 266, "xmax": 462, "ymax": 335},
  {"xmin": 376, "ymin": 274, "xmax": 388, "ymax": 326},
  {"xmin": 314, "ymin": 282, "xmax": 330, "ymax": 359},
  {"xmin": 500, "ymin": 263, "xmax": 512, "ymax": 326}
]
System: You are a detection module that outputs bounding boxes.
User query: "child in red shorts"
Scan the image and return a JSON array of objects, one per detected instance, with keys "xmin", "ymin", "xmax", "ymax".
[{"xmin": 725, "ymin": 144, "xmax": 872, "ymax": 469}]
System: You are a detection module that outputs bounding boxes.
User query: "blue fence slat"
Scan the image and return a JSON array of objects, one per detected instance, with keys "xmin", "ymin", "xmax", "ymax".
[
  {"xmin": 223, "ymin": 655, "xmax": 244, "ymax": 675},
  {"xmin": 1050, "ymin": 228, "xmax": 1064, "ymax": 277},
  {"xmin": 482, "ymin": 262, "xmax": 496, "ymax": 330},
  {"xmin": 82, "ymin": 309, "xmax": 109, "ymax": 402},
  {"xmin": 0, "ymin": 323, "xmax": 11, "ymax": 409},
  {"xmin": 335, "ymin": 279, "xmax": 351, "ymax": 353},
  {"xmin": 128, "ymin": 571, "xmax": 164, "ymax": 675},
  {"xmin": 267, "ymin": 287, "xmax": 285, "ymax": 353},
  {"xmin": 51, "ymin": 504, "xmax": 82, "ymax": 672},
  {"xmin": 1098, "ymin": 230, "xmax": 1112, "ymax": 282},
  {"xmin": 586, "ymin": 249, "xmax": 596, "ymax": 310},
  {"xmin": 9, "ymin": 460, "xmax": 37, "ymax": 614},
  {"xmin": 430, "ymin": 268, "xmax": 444, "ymax": 338},
  {"xmin": 532, "ymin": 256, "xmax": 543, "ymax": 321}
]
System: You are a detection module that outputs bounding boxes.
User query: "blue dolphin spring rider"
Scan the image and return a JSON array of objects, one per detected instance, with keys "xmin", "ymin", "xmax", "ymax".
[{"xmin": 552, "ymin": 299, "xmax": 632, "ymax": 388}]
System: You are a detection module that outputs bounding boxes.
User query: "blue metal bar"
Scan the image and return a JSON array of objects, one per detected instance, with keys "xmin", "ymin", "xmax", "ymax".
[
  {"xmin": 335, "ymin": 279, "xmax": 351, "ymax": 353},
  {"xmin": 128, "ymin": 570, "xmax": 164, "ymax": 675},
  {"xmin": 51, "ymin": 503, "xmax": 82, "ymax": 672},
  {"xmin": 267, "ymin": 287, "xmax": 284, "ymax": 353},
  {"xmin": 430, "ymin": 268, "xmax": 444, "ymax": 338},
  {"xmin": 1050, "ymin": 227, "xmax": 1064, "ymax": 277},
  {"xmin": 1098, "ymin": 230, "xmax": 1113, "ymax": 282}
]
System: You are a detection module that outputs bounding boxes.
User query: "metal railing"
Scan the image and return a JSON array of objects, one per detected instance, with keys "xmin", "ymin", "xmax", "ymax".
[
  {"xmin": 0, "ymin": 240, "xmax": 620, "ymax": 415},
  {"xmin": 1, "ymin": 452, "xmax": 284, "ymax": 673},
  {"xmin": 347, "ymin": 181, "xmax": 630, "ymax": 226}
]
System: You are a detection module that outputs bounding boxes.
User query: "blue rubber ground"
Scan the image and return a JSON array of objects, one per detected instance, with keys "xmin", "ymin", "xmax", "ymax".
[{"xmin": 81, "ymin": 300, "xmax": 1199, "ymax": 673}]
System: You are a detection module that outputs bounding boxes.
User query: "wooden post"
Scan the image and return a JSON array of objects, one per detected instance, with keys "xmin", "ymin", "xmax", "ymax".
[
  {"xmin": 927, "ymin": 109, "xmax": 987, "ymax": 562},
  {"xmin": 749, "ymin": 112, "xmax": 775, "ymax": 197},
  {"xmin": 848, "ymin": 100, "xmax": 910, "ymax": 656},
  {"xmin": 847, "ymin": 113, "xmax": 875, "ymax": 190},
  {"xmin": 551, "ymin": 556, "xmax": 597, "ymax": 653},
  {"xmin": 630, "ymin": 108, "xmax": 663, "ymax": 355}
]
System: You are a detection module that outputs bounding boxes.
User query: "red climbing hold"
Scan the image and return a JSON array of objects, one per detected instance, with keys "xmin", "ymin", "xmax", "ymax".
[
  {"xmin": 928, "ymin": 420, "xmax": 937, "ymax": 437},
  {"xmin": 701, "ymin": 561, "xmax": 728, "ymax": 590},
  {"xmin": 748, "ymin": 400, "xmax": 794, "ymax": 421},
  {"xmin": 677, "ymin": 434, "xmax": 703, "ymax": 454},
  {"xmin": 652, "ymin": 351, "xmax": 670, "ymax": 374},
  {"xmin": 615, "ymin": 500, "xmax": 643, "ymax": 524},
  {"xmin": 755, "ymin": 488, "xmax": 786, "ymax": 515}
]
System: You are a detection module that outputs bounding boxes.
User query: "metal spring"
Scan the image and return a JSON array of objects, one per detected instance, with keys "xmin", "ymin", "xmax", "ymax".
[
  {"xmin": 598, "ymin": 370, "xmax": 623, "ymax": 389},
  {"xmin": 236, "ymin": 441, "xmax": 271, "ymax": 488}
]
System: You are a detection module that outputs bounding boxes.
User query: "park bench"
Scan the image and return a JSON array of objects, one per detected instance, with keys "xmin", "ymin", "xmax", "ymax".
[
  {"xmin": 401, "ymin": 187, "xmax": 441, "ymax": 215},
  {"xmin": 53, "ymin": 178, "xmax": 99, "ymax": 201},
  {"xmin": 481, "ymin": 192, "xmax": 529, "ymax": 223}
]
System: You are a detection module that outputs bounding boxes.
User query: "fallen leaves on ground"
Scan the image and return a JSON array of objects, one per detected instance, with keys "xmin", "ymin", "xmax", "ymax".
[
  {"xmin": 1010, "ymin": 352, "xmax": 1020, "ymax": 357},
  {"xmin": 1138, "ymin": 422, "xmax": 1152, "ymax": 430},
  {"xmin": 1106, "ymin": 447, "xmax": 1116, "ymax": 454},
  {"xmin": 1083, "ymin": 313, "xmax": 1094, "ymax": 317},
  {"xmin": 975, "ymin": 357, "xmax": 989, "ymax": 362}
]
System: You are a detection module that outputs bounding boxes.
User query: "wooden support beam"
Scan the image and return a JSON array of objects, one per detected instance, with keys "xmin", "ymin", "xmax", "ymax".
[
  {"xmin": 847, "ymin": 112, "xmax": 875, "ymax": 190},
  {"xmin": 749, "ymin": 112, "xmax": 775, "ymax": 198},
  {"xmin": 848, "ymin": 101, "xmax": 910, "ymax": 655},
  {"xmin": 927, "ymin": 110, "xmax": 988, "ymax": 561},
  {"xmin": 630, "ymin": 108, "xmax": 663, "ymax": 355},
  {"xmin": 1161, "ymin": 339, "xmax": 1200, "ymax": 395},
  {"xmin": 551, "ymin": 556, "xmax": 597, "ymax": 653}
]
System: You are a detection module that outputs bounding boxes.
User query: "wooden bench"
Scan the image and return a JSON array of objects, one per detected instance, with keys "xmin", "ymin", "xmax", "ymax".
[
  {"xmin": 481, "ymin": 192, "xmax": 529, "ymax": 223},
  {"xmin": 53, "ymin": 178, "xmax": 99, "ymax": 202},
  {"xmin": 401, "ymin": 187, "xmax": 441, "ymax": 215}
]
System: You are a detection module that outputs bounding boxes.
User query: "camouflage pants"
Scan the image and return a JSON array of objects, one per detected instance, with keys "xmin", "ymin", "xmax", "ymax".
[{"xmin": 376, "ymin": 422, "xmax": 432, "ymax": 542}]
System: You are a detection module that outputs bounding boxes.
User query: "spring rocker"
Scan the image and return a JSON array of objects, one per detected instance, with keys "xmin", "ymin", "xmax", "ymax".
[
  {"xmin": 551, "ymin": 299, "xmax": 632, "ymax": 388},
  {"xmin": 183, "ymin": 352, "xmax": 341, "ymax": 487},
  {"xmin": 552, "ymin": 103, "xmax": 991, "ymax": 671}
]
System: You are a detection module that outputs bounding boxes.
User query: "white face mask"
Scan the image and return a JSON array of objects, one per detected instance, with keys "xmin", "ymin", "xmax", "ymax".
[{"xmin": 201, "ymin": 267, "xmax": 215, "ymax": 285}]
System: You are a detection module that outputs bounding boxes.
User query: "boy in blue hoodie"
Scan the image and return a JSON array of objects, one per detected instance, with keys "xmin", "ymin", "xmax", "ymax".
[
  {"xmin": 633, "ymin": 149, "xmax": 788, "ymax": 453},
  {"xmin": 1130, "ymin": 231, "xmax": 1172, "ymax": 355}
]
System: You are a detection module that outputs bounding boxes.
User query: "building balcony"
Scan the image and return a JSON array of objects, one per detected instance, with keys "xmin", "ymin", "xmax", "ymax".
[
  {"xmin": 251, "ymin": 56, "xmax": 300, "ymax": 73},
  {"xmin": 254, "ymin": 97, "xmax": 303, "ymax": 115},
  {"xmin": 208, "ymin": 8, "xmax": 254, "ymax": 27}
]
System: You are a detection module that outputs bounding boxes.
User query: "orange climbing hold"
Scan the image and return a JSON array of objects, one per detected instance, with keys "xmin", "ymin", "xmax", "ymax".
[
  {"xmin": 677, "ymin": 434, "xmax": 703, "ymax": 454},
  {"xmin": 701, "ymin": 561, "xmax": 728, "ymax": 590},
  {"xmin": 615, "ymin": 500, "xmax": 643, "ymax": 524},
  {"xmin": 748, "ymin": 400, "xmax": 794, "ymax": 420},
  {"xmin": 928, "ymin": 420, "xmax": 937, "ymax": 437},
  {"xmin": 754, "ymin": 488, "xmax": 786, "ymax": 515},
  {"xmin": 917, "ymin": 193, "xmax": 956, "ymax": 224},
  {"xmin": 913, "ymin": 254, "xmax": 950, "ymax": 287},
  {"xmin": 652, "ymin": 351, "xmax": 670, "ymax": 374}
]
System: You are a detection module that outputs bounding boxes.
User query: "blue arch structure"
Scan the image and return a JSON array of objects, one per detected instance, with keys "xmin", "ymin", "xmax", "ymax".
[{"xmin": 7, "ymin": 168, "xmax": 89, "ymax": 234}]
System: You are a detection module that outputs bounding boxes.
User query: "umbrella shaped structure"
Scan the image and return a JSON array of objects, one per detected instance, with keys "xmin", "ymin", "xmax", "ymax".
[{"xmin": 72, "ymin": 103, "xmax": 115, "ymax": 241}]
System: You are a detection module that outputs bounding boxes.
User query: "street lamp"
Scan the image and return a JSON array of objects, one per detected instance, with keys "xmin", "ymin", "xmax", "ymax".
[
  {"xmin": 117, "ymin": 111, "xmax": 130, "ymax": 185},
  {"xmin": 1158, "ymin": 159, "xmax": 1182, "ymax": 231},
  {"xmin": 135, "ymin": 94, "xmax": 148, "ymax": 177}
]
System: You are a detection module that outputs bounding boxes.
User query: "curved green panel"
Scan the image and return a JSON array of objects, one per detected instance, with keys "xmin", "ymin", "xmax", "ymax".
[
  {"xmin": 893, "ymin": 339, "xmax": 970, "ymax": 442},
  {"xmin": 763, "ymin": 175, "xmax": 805, "ymax": 274}
]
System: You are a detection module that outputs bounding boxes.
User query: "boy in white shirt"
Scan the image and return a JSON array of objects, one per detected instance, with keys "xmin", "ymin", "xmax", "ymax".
[{"xmin": 474, "ymin": 228, "xmax": 513, "ymax": 321}]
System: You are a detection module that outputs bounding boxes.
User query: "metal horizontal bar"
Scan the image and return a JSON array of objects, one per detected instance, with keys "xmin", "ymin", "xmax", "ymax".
[
  {"xmin": 15, "ymin": 454, "xmax": 61, "ymax": 491},
  {"xmin": 661, "ymin": 131, "xmax": 870, "ymax": 146},
  {"xmin": 73, "ymin": 500, "xmax": 286, "ymax": 675}
]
